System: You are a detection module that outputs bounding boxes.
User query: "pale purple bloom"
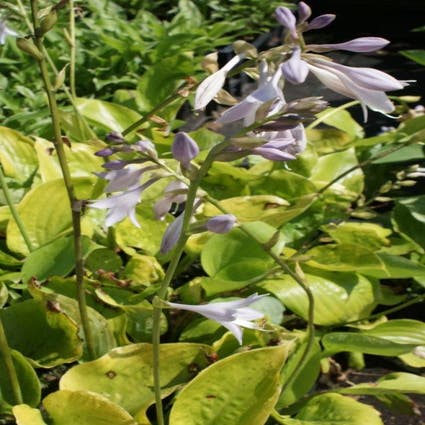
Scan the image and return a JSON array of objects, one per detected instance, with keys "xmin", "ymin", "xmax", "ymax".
[
  {"xmin": 0, "ymin": 21, "xmax": 17, "ymax": 45},
  {"xmin": 90, "ymin": 186, "xmax": 143, "ymax": 227},
  {"xmin": 206, "ymin": 214, "xmax": 237, "ymax": 233},
  {"xmin": 280, "ymin": 47, "xmax": 309, "ymax": 84},
  {"xmin": 134, "ymin": 140, "xmax": 158, "ymax": 158},
  {"xmin": 95, "ymin": 147, "xmax": 115, "ymax": 157},
  {"xmin": 218, "ymin": 63, "xmax": 284, "ymax": 126},
  {"xmin": 195, "ymin": 54, "xmax": 244, "ymax": 110},
  {"xmin": 297, "ymin": 2, "xmax": 312, "ymax": 23},
  {"xmin": 90, "ymin": 178, "xmax": 157, "ymax": 227},
  {"xmin": 153, "ymin": 180, "xmax": 188, "ymax": 220},
  {"xmin": 172, "ymin": 132, "xmax": 199, "ymax": 168},
  {"xmin": 105, "ymin": 131, "xmax": 125, "ymax": 144},
  {"xmin": 99, "ymin": 167, "xmax": 145, "ymax": 192},
  {"xmin": 275, "ymin": 6, "xmax": 298, "ymax": 39},
  {"xmin": 166, "ymin": 293, "xmax": 267, "ymax": 344},
  {"xmin": 160, "ymin": 214, "xmax": 184, "ymax": 254},
  {"xmin": 306, "ymin": 14, "xmax": 335, "ymax": 31},
  {"xmin": 102, "ymin": 160, "xmax": 127, "ymax": 170},
  {"xmin": 307, "ymin": 37, "xmax": 390, "ymax": 53}
]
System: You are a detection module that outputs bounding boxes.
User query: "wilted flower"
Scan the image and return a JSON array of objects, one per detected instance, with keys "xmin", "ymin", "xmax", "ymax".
[
  {"xmin": 206, "ymin": 214, "xmax": 237, "ymax": 233},
  {"xmin": 0, "ymin": 21, "xmax": 17, "ymax": 45},
  {"xmin": 195, "ymin": 53, "xmax": 245, "ymax": 110},
  {"xmin": 166, "ymin": 293, "xmax": 267, "ymax": 344},
  {"xmin": 171, "ymin": 132, "xmax": 200, "ymax": 168},
  {"xmin": 154, "ymin": 180, "xmax": 188, "ymax": 220}
]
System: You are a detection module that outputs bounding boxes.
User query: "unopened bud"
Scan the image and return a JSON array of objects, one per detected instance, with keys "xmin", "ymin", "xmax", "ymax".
[
  {"xmin": 206, "ymin": 214, "xmax": 236, "ymax": 234},
  {"xmin": 135, "ymin": 140, "xmax": 158, "ymax": 159},
  {"xmin": 399, "ymin": 180, "xmax": 417, "ymax": 187},
  {"xmin": 95, "ymin": 147, "xmax": 115, "ymax": 157},
  {"xmin": 16, "ymin": 38, "xmax": 43, "ymax": 61},
  {"xmin": 105, "ymin": 131, "xmax": 124, "ymax": 144},
  {"xmin": 172, "ymin": 132, "xmax": 199, "ymax": 167},
  {"xmin": 103, "ymin": 160, "xmax": 127, "ymax": 170},
  {"xmin": 38, "ymin": 10, "xmax": 57, "ymax": 36}
]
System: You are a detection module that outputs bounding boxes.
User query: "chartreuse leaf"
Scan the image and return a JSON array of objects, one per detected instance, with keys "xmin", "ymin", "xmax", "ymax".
[
  {"xmin": 34, "ymin": 138, "xmax": 104, "ymax": 182},
  {"xmin": 392, "ymin": 196, "xmax": 425, "ymax": 251},
  {"xmin": 7, "ymin": 178, "xmax": 98, "ymax": 256},
  {"xmin": 0, "ymin": 282, "xmax": 8, "ymax": 307},
  {"xmin": 203, "ymin": 195, "xmax": 290, "ymax": 227},
  {"xmin": 259, "ymin": 273, "xmax": 378, "ymax": 326},
  {"xmin": 0, "ymin": 126, "xmax": 37, "ymax": 183},
  {"xmin": 322, "ymin": 333, "xmax": 416, "ymax": 357},
  {"xmin": 43, "ymin": 390, "xmax": 137, "ymax": 425},
  {"xmin": 361, "ymin": 319, "xmax": 425, "ymax": 345},
  {"xmin": 0, "ymin": 349, "xmax": 40, "ymax": 408},
  {"xmin": 281, "ymin": 393, "xmax": 382, "ymax": 425},
  {"xmin": 277, "ymin": 337, "xmax": 322, "ymax": 408},
  {"xmin": 115, "ymin": 203, "xmax": 171, "ymax": 256},
  {"xmin": 29, "ymin": 287, "xmax": 116, "ymax": 360},
  {"xmin": 169, "ymin": 346, "xmax": 288, "ymax": 425},
  {"xmin": 60, "ymin": 343, "xmax": 213, "ymax": 417},
  {"xmin": 316, "ymin": 107, "xmax": 364, "ymax": 139},
  {"xmin": 0, "ymin": 299, "xmax": 82, "ymax": 367},
  {"xmin": 201, "ymin": 222, "xmax": 284, "ymax": 281},
  {"xmin": 13, "ymin": 405, "xmax": 47, "ymax": 425},
  {"xmin": 310, "ymin": 148, "xmax": 364, "ymax": 196},
  {"xmin": 75, "ymin": 98, "xmax": 142, "ymax": 133},
  {"xmin": 338, "ymin": 372, "xmax": 425, "ymax": 396}
]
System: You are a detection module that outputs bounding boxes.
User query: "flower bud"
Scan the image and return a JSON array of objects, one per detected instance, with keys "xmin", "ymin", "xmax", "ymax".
[
  {"xmin": 172, "ymin": 132, "xmax": 199, "ymax": 167},
  {"xmin": 306, "ymin": 14, "xmax": 336, "ymax": 30},
  {"xmin": 206, "ymin": 214, "xmax": 237, "ymax": 234},
  {"xmin": 95, "ymin": 147, "xmax": 115, "ymax": 157},
  {"xmin": 298, "ymin": 2, "xmax": 312, "ymax": 23},
  {"xmin": 135, "ymin": 140, "xmax": 158, "ymax": 158},
  {"xmin": 38, "ymin": 10, "xmax": 57, "ymax": 36},
  {"xmin": 103, "ymin": 160, "xmax": 127, "ymax": 170},
  {"xmin": 16, "ymin": 38, "xmax": 43, "ymax": 61},
  {"xmin": 105, "ymin": 131, "xmax": 125, "ymax": 144}
]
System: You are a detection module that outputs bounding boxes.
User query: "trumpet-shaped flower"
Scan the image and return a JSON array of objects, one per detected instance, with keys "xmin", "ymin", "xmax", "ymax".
[
  {"xmin": 195, "ymin": 54, "xmax": 244, "ymax": 110},
  {"xmin": 153, "ymin": 180, "xmax": 188, "ymax": 220},
  {"xmin": 172, "ymin": 132, "xmax": 200, "ymax": 168},
  {"xmin": 206, "ymin": 214, "xmax": 237, "ymax": 233},
  {"xmin": 218, "ymin": 62, "xmax": 284, "ymax": 126},
  {"xmin": 166, "ymin": 293, "xmax": 267, "ymax": 344},
  {"xmin": 0, "ymin": 21, "xmax": 17, "ymax": 45}
]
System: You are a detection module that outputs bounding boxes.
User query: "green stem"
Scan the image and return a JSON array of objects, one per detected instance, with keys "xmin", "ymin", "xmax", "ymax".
[
  {"xmin": 122, "ymin": 82, "xmax": 189, "ymax": 137},
  {"xmin": 15, "ymin": 0, "xmax": 34, "ymax": 31},
  {"xmin": 306, "ymin": 100, "xmax": 359, "ymax": 130},
  {"xmin": 317, "ymin": 143, "xmax": 408, "ymax": 195},
  {"xmin": 0, "ymin": 317, "xmax": 23, "ymax": 405},
  {"xmin": 151, "ymin": 141, "xmax": 230, "ymax": 425},
  {"xmin": 30, "ymin": 0, "xmax": 95, "ymax": 359},
  {"xmin": 0, "ymin": 166, "xmax": 34, "ymax": 252},
  {"xmin": 69, "ymin": 0, "xmax": 77, "ymax": 98}
]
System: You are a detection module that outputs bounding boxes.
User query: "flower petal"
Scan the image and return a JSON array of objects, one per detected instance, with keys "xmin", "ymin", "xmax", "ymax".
[
  {"xmin": 275, "ymin": 6, "xmax": 298, "ymax": 39},
  {"xmin": 298, "ymin": 2, "xmax": 312, "ymax": 23},
  {"xmin": 281, "ymin": 48, "xmax": 310, "ymax": 84},
  {"xmin": 306, "ymin": 14, "xmax": 335, "ymax": 30},
  {"xmin": 307, "ymin": 37, "xmax": 390, "ymax": 53}
]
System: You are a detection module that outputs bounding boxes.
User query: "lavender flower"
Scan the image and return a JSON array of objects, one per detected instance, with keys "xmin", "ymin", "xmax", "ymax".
[
  {"xmin": 206, "ymin": 214, "xmax": 237, "ymax": 234},
  {"xmin": 160, "ymin": 214, "xmax": 184, "ymax": 254},
  {"xmin": 166, "ymin": 293, "xmax": 267, "ymax": 344},
  {"xmin": 153, "ymin": 180, "xmax": 188, "ymax": 220},
  {"xmin": 275, "ymin": 3, "xmax": 408, "ymax": 120},
  {"xmin": 172, "ymin": 132, "xmax": 200, "ymax": 168},
  {"xmin": 0, "ymin": 21, "xmax": 17, "ymax": 45},
  {"xmin": 195, "ymin": 53, "xmax": 245, "ymax": 110}
]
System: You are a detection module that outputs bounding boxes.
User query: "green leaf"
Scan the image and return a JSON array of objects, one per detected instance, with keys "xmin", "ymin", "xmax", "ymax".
[
  {"xmin": 339, "ymin": 372, "xmax": 425, "ymax": 395},
  {"xmin": 201, "ymin": 222, "xmax": 284, "ymax": 281},
  {"xmin": 282, "ymin": 393, "xmax": 383, "ymax": 425},
  {"xmin": 322, "ymin": 222, "xmax": 391, "ymax": 250},
  {"xmin": 392, "ymin": 196, "xmax": 425, "ymax": 251},
  {"xmin": 114, "ymin": 203, "xmax": 171, "ymax": 256},
  {"xmin": 259, "ymin": 273, "xmax": 378, "ymax": 326},
  {"xmin": 277, "ymin": 337, "xmax": 322, "ymax": 408},
  {"xmin": 0, "ymin": 126, "xmax": 37, "ymax": 183},
  {"xmin": 0, "ymin": 299, "xmax": 82, "ymax": 367},
  {"xmin": 75, "ymin": 98, "xmax": 142, "ymax": 134},
  {"xmin": 0, "ymin": 282, "xmax": 8, "ymax": 308},
  {"xmin": 60, "ymin": 343, "xmax": 213, "ymax": 416},
  {"xmin": 0, "ymin": 350, "xmax": 40, "ymax": 408},
  {"xmin": 364, "ymin": 253, "xmax": 425, "ymax": 279},
  {"xmin": 372, "ymin": 144, "xmax": 425, "ymax": 164},
  {"xmin": 7, "ymin": 178, "xmax": 98, "ymax": 256},
  {"xmin": 43, "ymin": 390, "xmax": 138, "ymax": 425},
  {"xmin": 169, "ymin": 346, "xmax": 288, "ymax": 425},
  {"xmin": 361, "ymin": 319, "xmax": 425, "ymax": 346},
  {"xmin": 34, "ymin": 138, "xmax": 104, "ymax": 182},
  {"xmin": 85, "ymin": 248, "xmax": 123, "ymax": 274},
  {"xmin": 13, "ymin": 405, "xmax": 47, "ymax": 425},
  {"xmin": 400, "ymin": 49, "xmax": 425, "ymax": 66},
  {"xmin": 123, "ymin": 254, "xmax": 164, "ymax": 285},
  {"xmin": 322, "ymin": 332, "xmax": 416, "ymax": 356},
  {"xmin": 315, "ymin": 107, "xmax": 364, "ymax": 139},
  {"xmin": 310, "ymin": 148, "xmax": 364, "ymax": 197}
]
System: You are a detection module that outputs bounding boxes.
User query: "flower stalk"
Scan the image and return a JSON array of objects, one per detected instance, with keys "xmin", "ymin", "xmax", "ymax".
[
  {"xmin": 29, "ymin": 0, "xmax": 95, "ymax": 359},
  {"xmin": 0, "ymin": 317, "xmax": 23, "ymax": 405},
  {"xmin": 151, "ymin": 140, "xmax": 229, "ymax": 425}
]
